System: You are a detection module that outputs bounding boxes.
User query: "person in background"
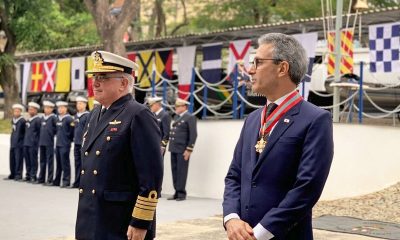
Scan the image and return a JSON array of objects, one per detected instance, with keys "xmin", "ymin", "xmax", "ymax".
[
  {"xmin": 38, "ymin": 100, "xmax": 57, "ymax": 185},
  {"xmin": 71, "ymin": 96, "xmax": 89, "ymax": 188},
  {"xmin": 147, "ymin": 96, "xmax": 171, "ymax": 156},
  {"xmin": 53, "ymin": 101, "xmax": 74, "ymax": 188},
  {"xmin": 167, "ymin": 98, "xmax": 197, "ymax": 201},
  {"xmin": 23, "ymin": 102, "xmax": 42, "ymax": 182},
  {"xmin": 5, "ymin": 104, "xmax": 26, "ymax": 181}
]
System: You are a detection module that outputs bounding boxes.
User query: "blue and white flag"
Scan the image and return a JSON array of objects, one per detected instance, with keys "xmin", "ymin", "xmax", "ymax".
[
  {"xmin": 369, "ymin": 22, "xmax": 400, "ymax": 73},
  {"xmin": 71, "ymin": 57, "xmax": 86, "ymax": 90},
  {"xmin": 201, "ymin": 42, "xmax": 223, "ymax": 83},
  {"xmin": 293, "ymin": 32, "xmax": 318, "ymax": 101}
]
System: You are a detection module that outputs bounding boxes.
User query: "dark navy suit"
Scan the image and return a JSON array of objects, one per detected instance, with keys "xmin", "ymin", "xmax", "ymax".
[
  {"xmin": 54, "ymin": 114, "xmax": 74, "ymax": 187},
  {"xmin": 155, "ymin": 109, "xmax": 171, "ymax": 152},
  {"xmin": 223, "ymin": 100, "xmax": 333, "ymax": 240},
  {"xmin": 10, "ymin": 117, "xmax": 26, "ymax": 180},
  {"xmin": 168, "ymin": 111, "xmax": 197, "ymax": 199},
  {"xmin": 38, "ymin": 114, "xmax": 57, "ymax": 184},
  {"xmin": 72, "ymin": 111, "xmax": 89, "ymax": 188},
  {"xmin": 23, "ymin": 115, "xmax": 42, "ymax": 181},
  {"xmin": 75, "ymin": 94, "xmax": 163, "ymax": 240}
]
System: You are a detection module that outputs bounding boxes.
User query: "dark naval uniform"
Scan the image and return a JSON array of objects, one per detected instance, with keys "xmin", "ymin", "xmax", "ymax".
[
  {"xmin": 75, "ymin": 94, "xmax": 163, "ymax": 240},
  {"xmin": 168, "ymin": 111, "xmax": 197, "ymax": 199},
  {"xmin": 72, "ymin": 111, "xmax": 89, "ymax": 188},
  {"xmin": 54, "ymin": 114, "xmax": 74, "ymax": 187},
  {"xmin": 10, "ymin": 117, "xmax": 26, "ymax": 180},
  {"xmin": 155, "ymin": 109, "xmax": 171, "ymax": 155},
  {"xmin": 23, "ymin": 115, "xmax": 42, "ymax": 181},
  {"xmin": 38, "ymin": 114, "xmax": 57, "ymax": 184}
]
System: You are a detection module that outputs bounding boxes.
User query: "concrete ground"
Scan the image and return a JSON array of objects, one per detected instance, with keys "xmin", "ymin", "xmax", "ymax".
[{"xmin": 0, "ymin": 177, "xmax": 381, "ymax": 240}]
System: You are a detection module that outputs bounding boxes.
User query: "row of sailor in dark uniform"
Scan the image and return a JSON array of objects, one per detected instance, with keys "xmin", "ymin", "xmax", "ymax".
[{"xmin": 6, "ymin": 97, "xmax": 90, "ymax": 188}]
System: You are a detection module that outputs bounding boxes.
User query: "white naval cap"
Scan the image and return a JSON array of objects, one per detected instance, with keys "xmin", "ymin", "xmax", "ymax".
[
  {"xmin": 56, "ymin": 101, "xmax": 68, "ymax": 107},
  {"xmin": 147, "ymin": 96, "xmax": 163, "ymax": 105},
  {"xmin": 12, "ymin": 103, "xmax": 25, "ymax": 111},
  {"xmin": 86, "ymin": 50, "xmax": 138, "ymax": 74},
  {"xmin": 28, "ymin": 102, "xmax": 40, "ymax": 109},
  {"xmin": 76, "ymin": 96, "xmax": 88, "ymax": 103},
  {"xmin": 175, "ymin": 98, "xmax": 190, "ymax": 106},
  {"xmin": 42, "ymin": 100, "xmax": 55, "ymax": 107}
]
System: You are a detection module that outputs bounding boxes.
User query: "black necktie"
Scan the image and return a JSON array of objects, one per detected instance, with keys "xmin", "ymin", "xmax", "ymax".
[
  {"xmin": 98, "ymin": 107, "xmax": 107, "ymax": 122},
  {"xmin": 266, "ymin": 103, "xmax": 278, "ymax": 119}
]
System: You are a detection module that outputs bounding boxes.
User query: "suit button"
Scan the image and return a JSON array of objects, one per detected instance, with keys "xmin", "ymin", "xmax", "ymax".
[
  {"xmin": 92, "ymin": 189, "xmax": 96, "ymax": 194},
  {"xmin": 84, "ymin": 151, "xmax": 88, "ymax": 156},
  {"xmin": 81, "ymin": 170, "xmax": 85, "ymax": 175},
  {"xmin": 106, "ymin": 136, "xmax": 111, "ymax": 141},
  {"xmin": 79, "ymin": 189, "xmax": 83, "ymax": 194},
  {"xmin": 252, "ymin": 182, "xmax": 256, "ymax": 188},
  {"xmin": 93, "ymin": 170, "xmax": 98, "ymax": 175},
  {"xmin": 96, "ymin": 150, "xmax": 100, "ymax": 156}
]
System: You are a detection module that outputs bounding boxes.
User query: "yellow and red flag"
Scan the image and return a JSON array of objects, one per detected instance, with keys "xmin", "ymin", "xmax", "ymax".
[
  {"xmin": 30, "ymin": 62, "xmax": 44, "ymax": 92},
  {"xmin": 327, "ymin": 29, "xmax": 354, "ymax": 75}
]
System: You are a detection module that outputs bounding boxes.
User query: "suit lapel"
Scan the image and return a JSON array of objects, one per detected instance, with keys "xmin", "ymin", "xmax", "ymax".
[
  {"xmin": 250, "ymin": 108, "xmax": 263, "ymax": 165},
  {"xmin": 253, "ymin": 101, "xmax": 303, "ymax": 172}
]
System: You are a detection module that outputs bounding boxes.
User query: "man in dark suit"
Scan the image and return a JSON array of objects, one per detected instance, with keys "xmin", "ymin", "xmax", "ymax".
[
  {"xmin": 38, "ymin": 100, "xmax": 57, "ymax": 184},
  {"xmin": 167, "ymin": 98, "xmax": 197, "ymax": 201},
  {"xmin": 23, "ymin": 102, "xmax": 42, "ymax": 182},
  {"xmin": 53, "ymin": 101, "xmax": 74, "ymax": 187},
  {"xmin": 75, "ymin": 51, "xmax": 163, "ymax": 240},
  {"xmin": 5, "ymin": 104, "xmax": 26, "ymax": 181},
  {"xmin": 71, "ymin": 96, "xmax": 89, "ymax": 188},
  {"xmin": 223, "ymin": 33, "xmax": 334, "ymax": 240},
  {"xmin": 147, "ymin": 96, "xmax": 171, "ymax": 156}
]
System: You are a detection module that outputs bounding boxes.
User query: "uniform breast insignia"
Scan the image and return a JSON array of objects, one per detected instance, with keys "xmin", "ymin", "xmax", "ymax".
[
  {"xmin": 42, "ymin": 122, "xmax": 46, "ymax": 126},
  {"xmin": 132, "ymin": 191, "xmax": 158, "ymax": 221},
  {"xmin": 70, "ymin": 122, "xmax": 75, "ymax": 127},
  {"xmin": 56, "ymin": 122, "xmax": 62, "ymax": 126},
  {"xmin": 109, "ymin": 120, "xmax": 121, "ymax": 125},
  {"xmin": 110, "ymin": 127, "xmax": 118, "ymax": 132},
  {"xmin": 284, "ymin": 118, "xmax": 290, "ymax": 123}
]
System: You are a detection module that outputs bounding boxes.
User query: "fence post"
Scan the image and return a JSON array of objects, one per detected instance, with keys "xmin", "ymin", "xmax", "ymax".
[
  {"xmin": 358, "ymin": 61, "xmax": 364, "ymax": 124},
  {"xmin": 202, "ymin": 84, "xmax": 208, "ymax": 119},
  {"xmin": 189, "ymin": 68, "xmax": 195, "ymax": 113},
  {"xmin": 232, "ymin": 64, "xmax": 238, "ymax": 119},
  {"xmin": 151, "ymin": 70, "xmax": 156, "ymax": 97},
  {"xmin": 162, "ymin": 74, "xmax": 167, "ymax": 110}
]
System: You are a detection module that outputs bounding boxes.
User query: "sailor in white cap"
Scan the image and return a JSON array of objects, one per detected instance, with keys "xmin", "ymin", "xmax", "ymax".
[
  {"xmin": 71, "ymin": 96, "xmax": 89, "ymax": 188},
  {"xmin": 6, "ymin": 104, "xmax": 26, "ymax": 180},
  {"xmin": 22, "ymin": 102, "xmax": 42, "ymax": 182},
  {"xmin": 38, "ymin": 100, "xmax": 57, "ymax": 184},
  {"xmin": 147, "ymin": 96, "xmax": 171, "ymax": 156},
  {"xmin": 167, "ymin": 97, "xmax": 197, "ymax": 201},
  {"xmin": 76, "ymin": 50, "xmax": 163, "ymax": 240},
  {"xmin": 53, "ymin": 101, "xmax": 74, "ymax": 187}
]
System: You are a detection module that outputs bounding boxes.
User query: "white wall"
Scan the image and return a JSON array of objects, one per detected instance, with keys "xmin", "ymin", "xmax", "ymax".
[{"xmin": 1, "ymin": 122, "xmax": 399, "ymax": 200}]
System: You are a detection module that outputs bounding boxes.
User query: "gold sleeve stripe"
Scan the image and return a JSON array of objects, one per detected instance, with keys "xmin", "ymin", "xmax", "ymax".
[
  {"xmin": 136, "ymin": 199, "xmax": 157, "ymax": 207},
  {"xmin": 135, "ymin": 203, "xmax": 156, "ymax": 211},
  {"xmin": 186, "ymin": 147, "xmax": 194, "ymax": 150},
  {"xmin": 132, "ymin": 207, "xmax": 155, "ymax": 221},
  {"xmin": 137, "ymin": 196, "xmax": 158, "ymax": 203}
]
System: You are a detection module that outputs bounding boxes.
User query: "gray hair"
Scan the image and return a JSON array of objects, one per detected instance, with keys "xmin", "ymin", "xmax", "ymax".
[
  {"xmin": 258, "ymin": 33, "xmax": 308, "ymax": 85},
  {"xmin": 122, "ymin": 72, "xmax": 134, "ymax": 93}
]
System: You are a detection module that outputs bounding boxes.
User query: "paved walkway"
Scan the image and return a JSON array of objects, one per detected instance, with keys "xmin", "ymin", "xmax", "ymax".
[{"xmin": 0, "ymin": 177, "xmax": 380, "ymax": 240}]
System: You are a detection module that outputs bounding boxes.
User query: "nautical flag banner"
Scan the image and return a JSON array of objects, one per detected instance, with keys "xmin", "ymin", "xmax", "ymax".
[
  {"xmin": 30, "ymin": 62, "xmax": 44, "ymax": 92},
  {"xmin": 327, "ymin": 29, "xmax": 354, "ymax": 75},
  {"xmin": 369, "ymin": 22, "xmax": 400, "ymax": 73},
  {"xmin": 71, "ymin": 57, "xmax": 85, "ymax": 90},
  {"xmin": 228, "ymin": 39, "xmax": 252, "ymax": 75},
  {"xmin": 155, "ymin": 49, "xmax": 173, "ymax": 82},
  {"xmin": 137, "ymin": 51, "xmax": 154, "ymax": 88},
  {"xmin": 177, "ymin": 46, "xmax": 196, "ymax": 99},
  {"xmin": 42, "ymin": 60, "xmax": 56, "ymax": 92},
  {"xmin": 86, "ymin": 55, "xmax": 95, "ymax": 109},
  {"xmin": 293, "ymin": 32, "xmax": 318, "ymax": 101},
  {"xmin": 55, "ymin": 58, "xmax": 71, "ymax": 92},
  {"xmin": 201, "ymin": 43, "xmax": 223, "ymax": 83},
  {"xmin": 21, "ymin": 62, "xmax": 31, "ymax": 104},
  {"xmin": 127, "ymin": 52, "xmax": 136, "ymax": 78}
]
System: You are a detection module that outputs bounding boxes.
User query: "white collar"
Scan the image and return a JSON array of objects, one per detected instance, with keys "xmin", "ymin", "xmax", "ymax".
[
  {"xmin": 29, "ymin": 115, "xmax": 40, "ymax": 121},
  {"xmin": 43, "ymin": 113, "xmax": 55, "ymax": 120},
  {"xmin": 13, "ymin": 116, "xmax": 24, "ymax": 124},
  {"xmin": 58, "ymin": 114, "xmax": 70, "ymax": 121},
  {"xmin": 179, "ymin": 110, "xmax": 188, "ymax": 117},
  {"xmin": 155, "ymin": 108, "xmax": 163, "ymax": 116},
  {"xmin": 77, "ymin": 111, "xmax": 89, "ymax": 118},
  {"xmin": 266, "ymin": 89, "xmax": 297, "ymax": 107}
]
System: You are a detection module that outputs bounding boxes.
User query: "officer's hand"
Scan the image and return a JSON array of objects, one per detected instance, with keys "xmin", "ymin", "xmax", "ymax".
[
  {"xmin": 126, "ymin": 226, "xmax": 147, "ymax": 240},
  {"xmin": 183, "ymin": 150, "xmax": 191, "ymax": 161},
  {"xmin": 226, "ymin": 219, "xmax": 256, "ymax": 240},
  {"xmin": 161, "ymin": 147, "xmax": 165, "ymax": 155}
]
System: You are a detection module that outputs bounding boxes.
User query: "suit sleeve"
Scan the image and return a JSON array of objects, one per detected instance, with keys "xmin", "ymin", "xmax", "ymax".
[
  {"xmin": 259, "ymin": 111, "xmax": 334, "ymax": 239},
  {"xmin": 129, "ymin": 108, "xmax": 163, "ymax": 229},
  {"xmin": 160, "ymin": 113, "xmax": 171, "ymax": 148},
  {"xmin": 223, "ymin": 118, "xmax": 247, "ymax": 219},
  {"xmin": 185, "ymin": 115, "xmax": 197, "ymax": 152}
]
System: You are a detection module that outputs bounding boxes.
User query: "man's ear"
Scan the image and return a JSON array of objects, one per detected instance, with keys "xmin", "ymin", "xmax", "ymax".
[
  {"xmin": 120, "ymin": 77, "xmax": 129, "ymax": 90},
  {"xmin": 278, "ymin": 61, "xmax": 289, "ymax": 77}
]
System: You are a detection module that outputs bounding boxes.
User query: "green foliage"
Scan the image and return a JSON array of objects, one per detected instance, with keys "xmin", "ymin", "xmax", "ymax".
[{"xmin": 0, "ymin": 53, "xmax": 14, "ymax": 67}]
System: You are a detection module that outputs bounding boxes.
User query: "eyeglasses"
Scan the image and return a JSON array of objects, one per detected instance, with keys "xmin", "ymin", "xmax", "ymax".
[
  {"xmin": 250, "ymin": 58, "xmax": 282, "ymax": 70},
  {"xmin": 92, "ymin": 74, "xmax": 123, "ymax": 83}
]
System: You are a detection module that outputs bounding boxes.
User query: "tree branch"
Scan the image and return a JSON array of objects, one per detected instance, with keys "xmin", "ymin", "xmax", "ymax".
[{"xmin": 170, "ymin": 0, "xmax": 188, "ymax": 36}]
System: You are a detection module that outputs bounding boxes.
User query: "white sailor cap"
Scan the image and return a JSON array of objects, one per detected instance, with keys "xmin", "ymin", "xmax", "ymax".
[
  {"xmin": 175, "ymin": 98, "xmax": 190, "ymax": 106},
  {"xmin": 28, "ymin": 102, "xmax": 40, "ymax": 109},
  {"xmin": 56, "ymin": 101, "xmax": 68, "ymax": 107},
  {"xmin": 76, "ymin": 96, "xmax": 88, "ymax": 103},
  {"xmin": 42, "ymin": 100, "xmax": 55, "ymax": 107},
  {"xmin": 147, "ymin": 96, "xmax": 163, "ymax": 105},
  {"xmin": 12, "ymin": 103, "xmax": 25, "ymax": 111},
  {"xmin": 86, "ymin": 50, "xmax": 139, "ymax": 74}
]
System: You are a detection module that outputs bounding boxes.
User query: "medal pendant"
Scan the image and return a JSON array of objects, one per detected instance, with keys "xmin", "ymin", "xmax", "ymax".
[{"xmin": 255, "ymin": 137, "xmax": 267, "ymax": 153}]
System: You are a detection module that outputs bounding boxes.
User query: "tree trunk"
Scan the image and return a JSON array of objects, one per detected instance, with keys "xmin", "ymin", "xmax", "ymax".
[{"xmin": 1, "ymin": 63, "xmax": 19, "ymax": 119}]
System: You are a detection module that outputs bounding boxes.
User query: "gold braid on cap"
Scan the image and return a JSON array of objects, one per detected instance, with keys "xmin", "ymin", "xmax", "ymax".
[
  {"xmin": 93, "ymin": 52, "xmax": 124, "ymax": 72},
  {"xmin": 132, "ymin": 191, "xmax": 158, "ymax": 221}
]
